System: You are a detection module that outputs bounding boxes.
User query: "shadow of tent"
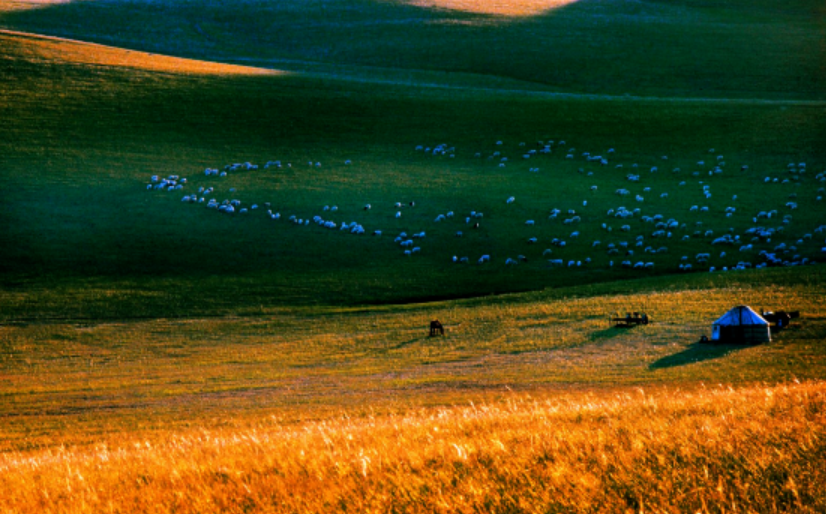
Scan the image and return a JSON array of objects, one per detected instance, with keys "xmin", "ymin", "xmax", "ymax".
[{"xmin": 649, "ymin": 343, "xmax": 747, "ymax": 370}]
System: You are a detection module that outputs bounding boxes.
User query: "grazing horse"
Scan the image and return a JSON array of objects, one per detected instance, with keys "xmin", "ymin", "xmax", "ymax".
[{"xmin": 429, "ymin": 320, "xmax": 445, "ymax": 336}]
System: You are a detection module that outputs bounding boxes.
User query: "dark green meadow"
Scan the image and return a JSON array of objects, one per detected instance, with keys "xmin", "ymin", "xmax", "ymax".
[{"xmin": 1, "ymin": 25, "xmax": 825, "ymax": 317}]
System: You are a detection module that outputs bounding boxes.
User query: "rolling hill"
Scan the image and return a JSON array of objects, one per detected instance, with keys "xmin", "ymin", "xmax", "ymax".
[
  {"xmin": 1, "ymin": 2, "xmax": 825, "ymax": 512},
  {"xmin": 1, "ymin": 22, "xmax": 824, "ymax": 312}
]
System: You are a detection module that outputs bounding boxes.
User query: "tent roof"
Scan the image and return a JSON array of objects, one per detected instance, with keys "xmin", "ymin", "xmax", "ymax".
[{"xmin": 713, "ymin": 305, "xmax": 769, "ymax": 326}]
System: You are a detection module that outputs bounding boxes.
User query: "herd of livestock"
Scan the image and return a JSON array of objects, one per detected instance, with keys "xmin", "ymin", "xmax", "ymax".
[{"xmin": 146, "ymin": 139, "xmax": 826, "ymax": 274}]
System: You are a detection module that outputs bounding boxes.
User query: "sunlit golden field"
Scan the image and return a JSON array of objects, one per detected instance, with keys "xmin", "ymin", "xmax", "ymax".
[
  {"xmin": 1, "ymin": 382, "xmax": 824, "ymax": 513},
  {"xmin": 2, "ymin": 269, "xmax": 826, "ymax": 512}
]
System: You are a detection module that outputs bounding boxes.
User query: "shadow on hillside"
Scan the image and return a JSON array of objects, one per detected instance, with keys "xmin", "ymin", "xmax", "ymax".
[
  {"xmin": 589, "ymin": 327, "xmax": 628, "ymax": 342},
  {"xmin": 390, "ymin": 337, "xmax": 426, "ymax": 350},
  {"xmin": 649, "ymin": 343, "xmax": 747, "ymax": 370}
]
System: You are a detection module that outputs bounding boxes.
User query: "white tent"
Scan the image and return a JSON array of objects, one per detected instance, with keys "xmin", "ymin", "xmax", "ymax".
[{"xmin": 711, "ymin": 305, "xmax": 771, "ymax": 344}]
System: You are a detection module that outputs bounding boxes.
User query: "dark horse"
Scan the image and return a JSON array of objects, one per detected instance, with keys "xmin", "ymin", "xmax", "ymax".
[{"xmin": 429, "ymin": 320, "xmax": 445, "ymax": 336}]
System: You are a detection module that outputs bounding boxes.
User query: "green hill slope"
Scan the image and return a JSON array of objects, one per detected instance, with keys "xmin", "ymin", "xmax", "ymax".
[
  {"xmin": 1, "ymin": 31, "xmax": 825, "ymax": 313},
  {"xmin": 1, "ymin": 0, "xmax": 824, "ymax": 99}
]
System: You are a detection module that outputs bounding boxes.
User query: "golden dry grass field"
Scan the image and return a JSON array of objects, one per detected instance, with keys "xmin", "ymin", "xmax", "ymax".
[
  {"xmin": 1, "ymin": 380, "xmax": 825, "ymax": 513},
  {"xmin": 2, "ymin": 267, "xmax": 826, "ymax": 512}
]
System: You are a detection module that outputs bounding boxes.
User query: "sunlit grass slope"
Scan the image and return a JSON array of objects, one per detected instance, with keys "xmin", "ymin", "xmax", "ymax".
[
  {"xmin": 405, "ymin": 0, "xmax": 580, "ymax": 16},
  {"xmin": 2, "ymin": 266, "xmax": 825, "ymax": 450},
  {"xmin": 1, "ymin": 0, "xmax": 824, "ymax": 99},
  {"xmin": 0, "ymin": 0, "xmax": 70, "ymax": 13},
  {"xmin": 0, "ymin": 30, "xmax": 281, "ymax": 75}
]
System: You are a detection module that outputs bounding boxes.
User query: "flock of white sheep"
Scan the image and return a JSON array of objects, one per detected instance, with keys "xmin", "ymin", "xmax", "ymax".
[{"xmin": 145, "ymin": 140, "xmax": 825, "ymax": 275}]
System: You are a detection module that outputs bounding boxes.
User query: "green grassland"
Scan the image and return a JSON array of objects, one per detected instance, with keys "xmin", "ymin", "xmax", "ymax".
[
  {"xmin": 1, "ymin": 29, "xmax": 825, "ymax": 315},
  {"xmin": 1, "ymin": 2, "xmax": 826, "ymax": 510}
]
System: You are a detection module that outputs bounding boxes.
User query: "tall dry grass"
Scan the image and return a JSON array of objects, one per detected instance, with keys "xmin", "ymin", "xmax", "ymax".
[{"xmin": 1, "ymin": 381, "xmax": 823, "ymax": 513}]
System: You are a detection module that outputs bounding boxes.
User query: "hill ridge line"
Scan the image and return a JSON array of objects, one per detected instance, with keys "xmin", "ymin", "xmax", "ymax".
[{"xmin": 4, "ymin": 28, "xmax": 826, "ymax": 106}]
